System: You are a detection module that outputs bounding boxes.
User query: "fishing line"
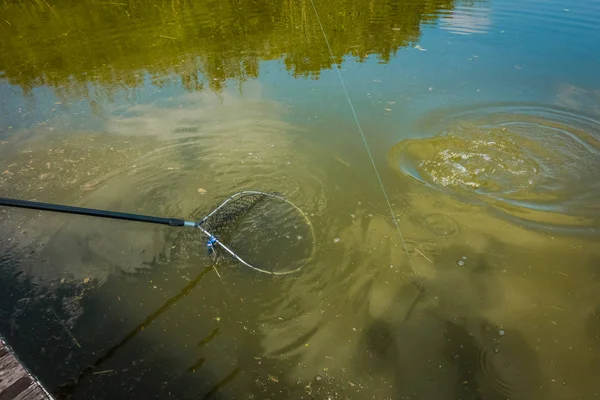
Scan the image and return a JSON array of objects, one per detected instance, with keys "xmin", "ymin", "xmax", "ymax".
[{"xmin": 308, "ymin": 0, "xmax": 418, "ymax": 277}]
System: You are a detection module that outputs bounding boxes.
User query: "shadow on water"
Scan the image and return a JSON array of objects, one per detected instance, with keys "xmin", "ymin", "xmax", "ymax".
[
  {"xmin": 441, "ymin": 319, "xmax": 543, "ymax": 400},
  {"xmin": 55, "ymin": 266, "xmax": 213, "ymax": 398},
  {"xmin": 349, "ymin": 238, "xmax": 545, "ymax": 400},
  {"xmin": 0, "ymin": 246, "xmax": 247, "ymax": 400},
  {"xmin": 0, "ymin": 210, "xmax": 550, "ymax": 400},
  {"xmin": 7, "ymin": 267, "xmax": 256, "ymax": 400}
]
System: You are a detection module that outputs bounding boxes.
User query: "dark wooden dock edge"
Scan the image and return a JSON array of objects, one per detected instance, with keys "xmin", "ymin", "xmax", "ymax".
[{"xmin": 0, "ymin": 337, "xmax": 54, "ymax": 400}]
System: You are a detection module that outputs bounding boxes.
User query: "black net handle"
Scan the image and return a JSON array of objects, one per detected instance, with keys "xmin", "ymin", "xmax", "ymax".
[{"xmin": 0, "ymin": 197, "xmax": 194, "ymax": 227}]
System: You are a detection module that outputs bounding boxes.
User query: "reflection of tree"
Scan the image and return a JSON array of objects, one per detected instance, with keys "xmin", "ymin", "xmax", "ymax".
[{"xmin": 0, "ymin": 0, "xmax": 457, "ymax": 98}]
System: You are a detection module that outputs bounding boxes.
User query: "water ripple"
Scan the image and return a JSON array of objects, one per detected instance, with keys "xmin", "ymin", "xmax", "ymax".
[
  {"xmin": 390, "ymin": 104, "xmax": 600, "ymax": 234},
  {"xmin": 0, "ymin": 91, "xmax": 328, "ymax": 284},
  {"xmin": 439, "ymin": 4, "xmax": 491, "ymax": 36}
]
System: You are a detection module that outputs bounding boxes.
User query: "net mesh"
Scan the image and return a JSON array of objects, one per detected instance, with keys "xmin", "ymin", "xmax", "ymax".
[
  {"xmin": 199, "ymin": 192, "xmax": 314, "ymax": 274},
  {"xmin": 201, "ymin": 192, "xmax": 268, "ymax": 241}
]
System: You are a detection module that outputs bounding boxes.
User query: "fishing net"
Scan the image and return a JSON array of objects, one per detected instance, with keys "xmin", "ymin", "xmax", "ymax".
[{"xmin": 197, "ymin": 191, "xmax": 315, "ymax": 275}]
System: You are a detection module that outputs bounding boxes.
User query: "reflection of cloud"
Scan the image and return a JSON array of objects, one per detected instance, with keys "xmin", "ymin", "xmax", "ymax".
[
  {"xmin": 106, "ymin": 81, "xmax": 284, "ymax": 138},
  {"xmin": 439, "ymin": 4, "xmax": 491, "ymax": 35},
  {"xmin": 0, "ymin": 82, "xmax": 326, "ymax": 287}
]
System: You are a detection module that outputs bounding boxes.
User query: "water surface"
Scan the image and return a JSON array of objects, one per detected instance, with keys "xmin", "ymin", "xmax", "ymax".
[{"xmin": 1, "ymin": 0, "xmax": 599, "ymax": 399}]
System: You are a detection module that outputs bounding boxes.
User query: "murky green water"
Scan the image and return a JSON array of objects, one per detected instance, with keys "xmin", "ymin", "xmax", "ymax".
[{"xmin": 1, "ymin": 0, "xmax": 599, "ymax": 398}]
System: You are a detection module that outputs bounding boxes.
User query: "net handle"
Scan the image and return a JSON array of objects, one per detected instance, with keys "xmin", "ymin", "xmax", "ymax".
[
  {"xmin": 0, "ymin": 197, "xmax": 195, "ymax": 227},
  {"xmin": 196, "ymin": 191, "xmax": 315, "ymax": 275}
]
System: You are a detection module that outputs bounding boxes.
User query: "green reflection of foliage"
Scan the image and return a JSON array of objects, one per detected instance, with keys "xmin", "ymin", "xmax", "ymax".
[{"xmin": 0, "ymin": 0, "xmax": 456, "ymax": 98}]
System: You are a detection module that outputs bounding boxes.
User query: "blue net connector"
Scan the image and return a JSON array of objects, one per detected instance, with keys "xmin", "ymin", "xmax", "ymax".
[{"xmin": 207, "ymin": 236, "xmax": 218, "ymax": 254}]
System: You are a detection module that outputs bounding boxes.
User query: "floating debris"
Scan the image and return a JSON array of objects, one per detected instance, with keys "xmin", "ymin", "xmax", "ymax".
[
  {"xmin": 414, "ymin": 44, "xmax": 428, "ymax": 51},
  {"xmin": 413, "ymin": 248, "xmax": 432, "ymax": 263},
  {"xmin": 333, "ymin": 238, "xmax": 341, "ymax": 243},
  {"xmin": 92, "ymin": 369, "xmax": 114, "ymax": 375},
  {"xmin": 457, "ymin": 260, "xmax": 465, "ymax": 267},
  {"xmin": 499, "ymin": 329, "xmax": 506, "ymax": 337},
  {"xmin": 334, "ymin": 157, "xmax": 351, "ymax": 168},
  {"xmin": 197, "ymin": 188, "xmax": 207, "ymax": 194}
]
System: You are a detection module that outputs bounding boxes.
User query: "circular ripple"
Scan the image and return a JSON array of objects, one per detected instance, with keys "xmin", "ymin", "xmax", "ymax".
[
  {"xmin": 480, "ymin": 343, "xmax": 520, "ymax": 399},
  {"xmin": 421, "ymin": 213, "xmax": 459, "ymax": 238},
  {"xmin": 390, "ymin": 104, "xmax": 600, "ymax": 234},
  {"xmin": 479, "ymin": 340, "xmax": 541, "ymax": 400}
]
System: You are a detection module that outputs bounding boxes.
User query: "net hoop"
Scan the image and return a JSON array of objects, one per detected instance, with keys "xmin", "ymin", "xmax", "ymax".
[{"xmin": 196, "ymin": 191, "xmax": 316, "ymax": 275}]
